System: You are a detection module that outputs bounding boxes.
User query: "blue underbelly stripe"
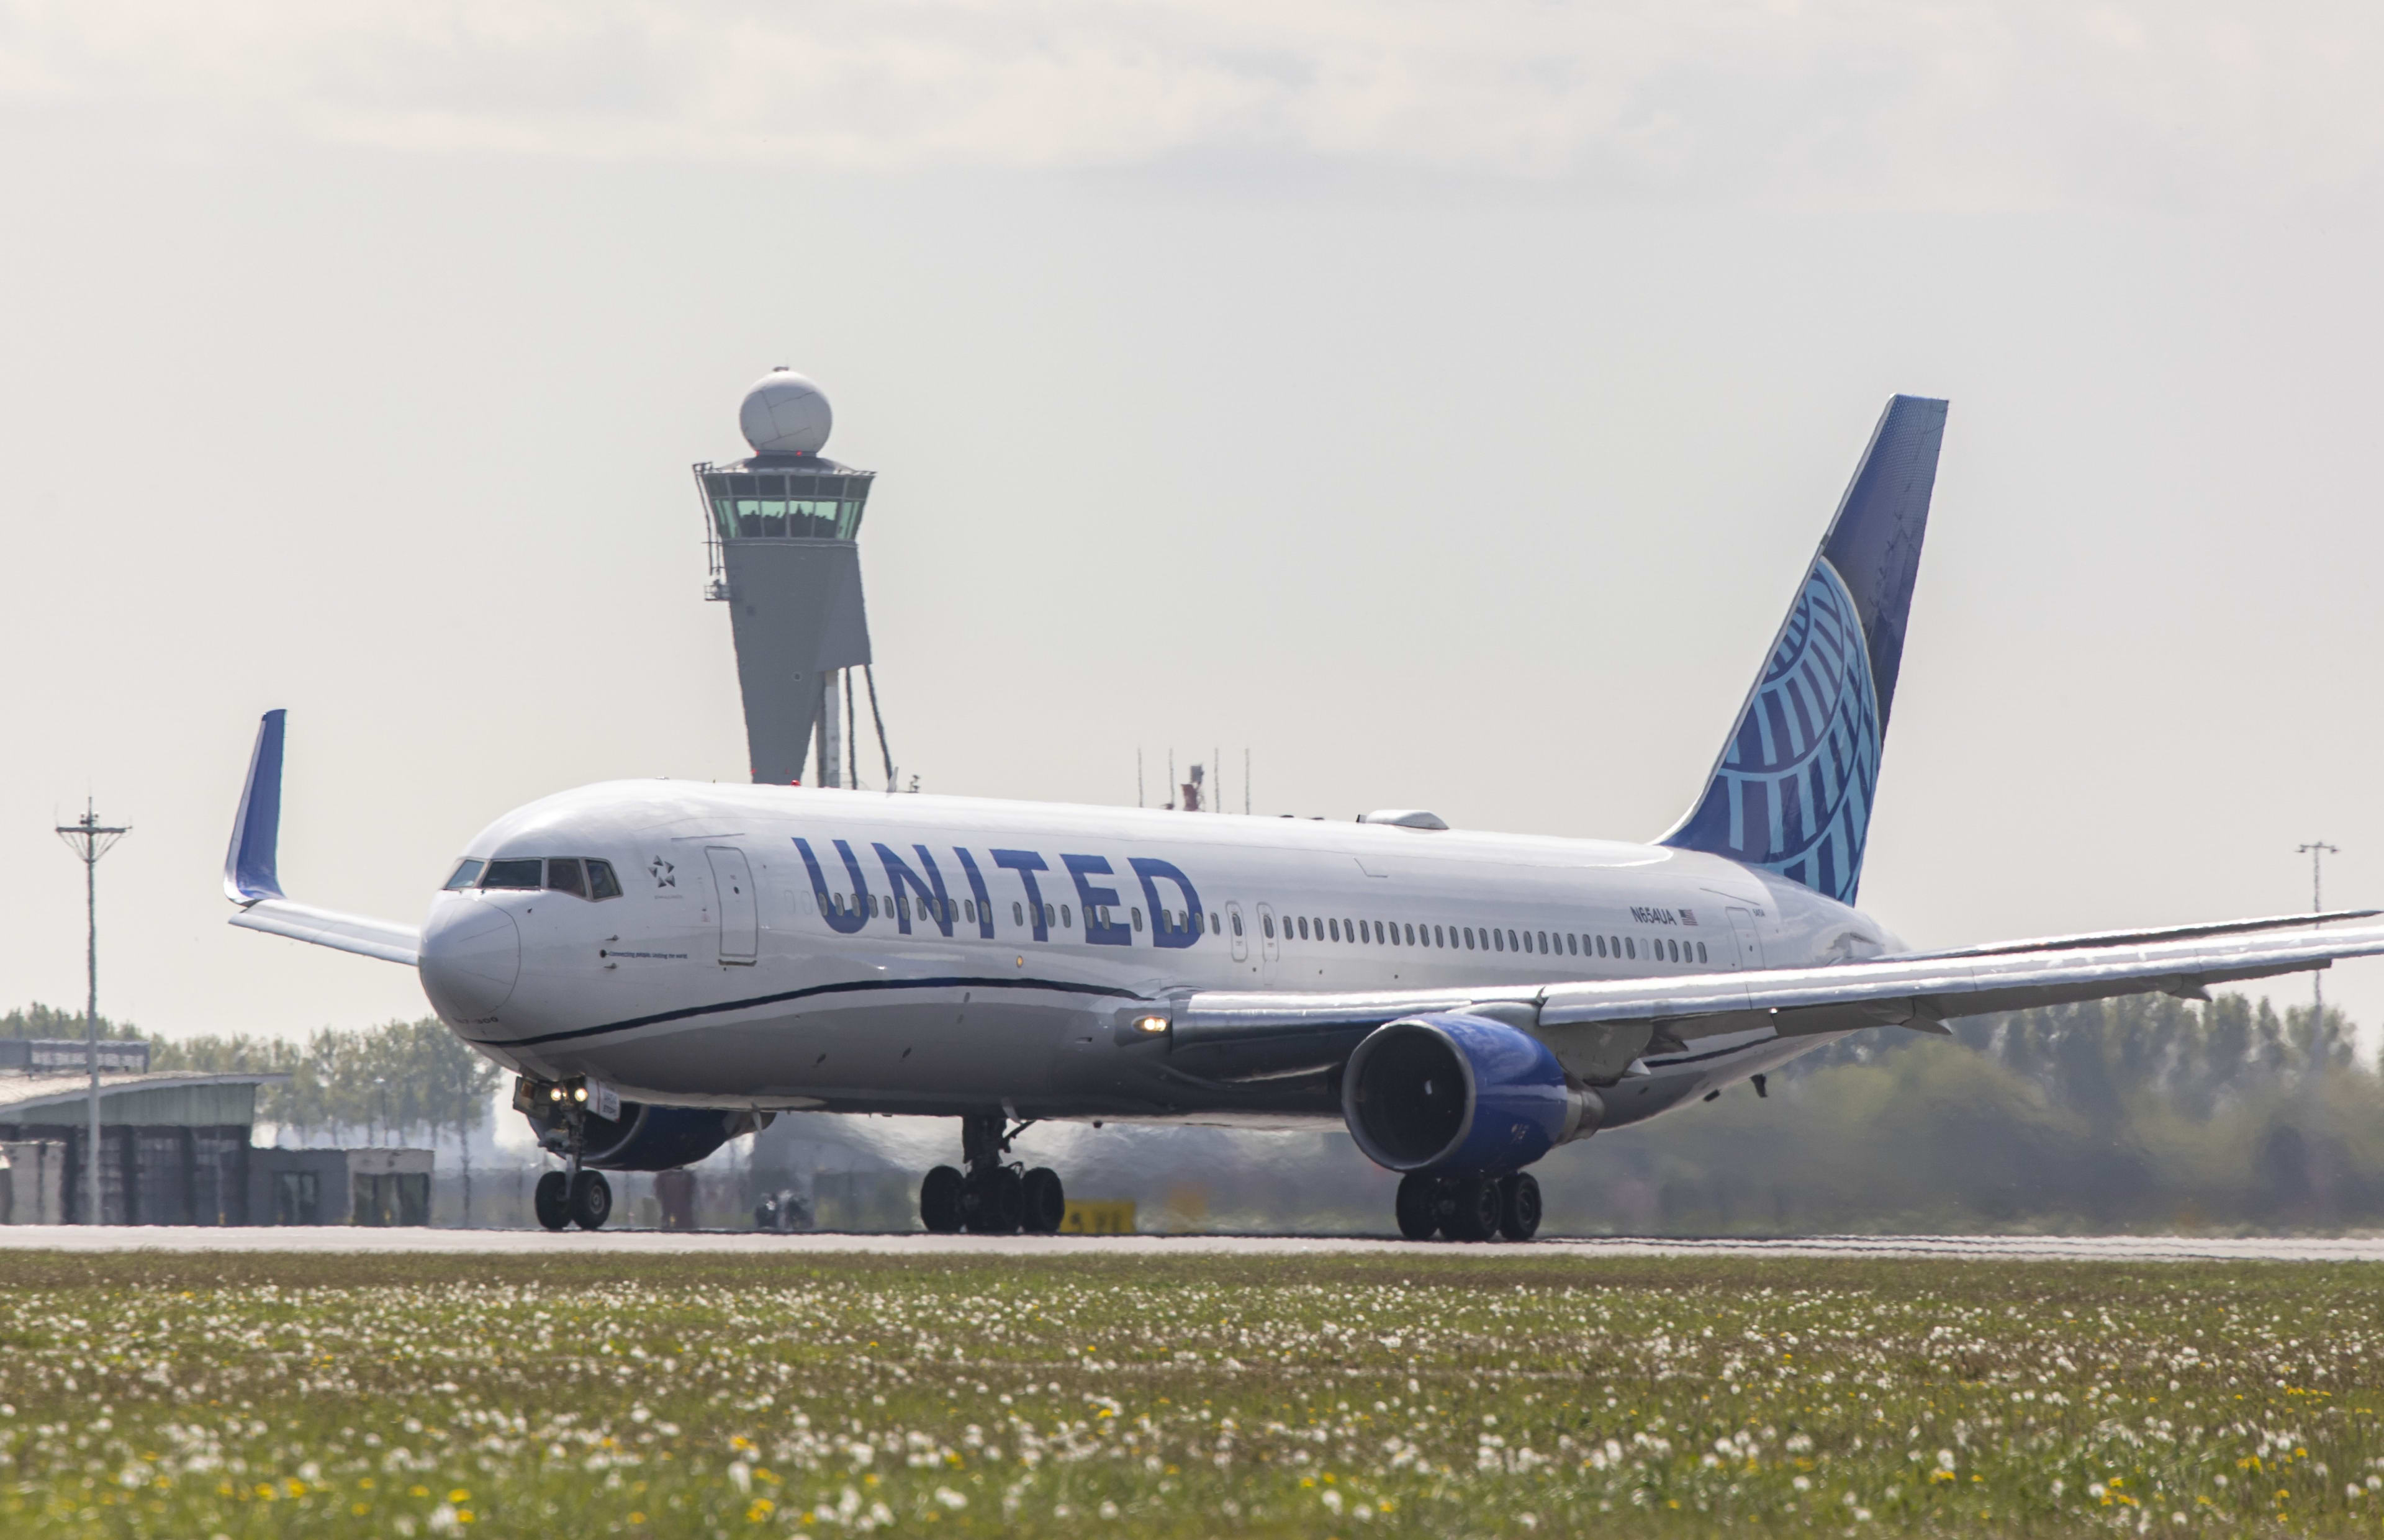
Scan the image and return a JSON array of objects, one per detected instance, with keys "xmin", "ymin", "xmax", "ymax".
[{"xmin": 463, "ymin": 973, "xmax": 1149, "ymax": 1050}]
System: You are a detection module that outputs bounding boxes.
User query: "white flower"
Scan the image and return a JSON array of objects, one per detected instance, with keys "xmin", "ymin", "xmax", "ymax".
[{"xmin": 1322, "ymin": 1490, "xmax": 1343, "ymax": 1515}]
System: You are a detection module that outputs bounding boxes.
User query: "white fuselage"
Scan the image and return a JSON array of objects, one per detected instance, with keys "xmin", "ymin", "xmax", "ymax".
[{"xmin": 418, "ymin": 782, "xmax": 1900, "ymax": 1130}]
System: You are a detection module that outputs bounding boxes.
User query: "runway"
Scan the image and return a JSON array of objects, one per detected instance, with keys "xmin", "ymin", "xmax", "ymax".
[{"xmin": 1, "ymin": 1226, "xmax": 2380, "ymax": 1262}]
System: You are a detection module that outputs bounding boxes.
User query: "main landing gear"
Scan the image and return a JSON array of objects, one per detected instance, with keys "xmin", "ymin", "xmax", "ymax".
[
  {"xmin": 1395, "ymin": 1171, "xmax": 1541, "ymax": 1242},
  {"xmin": 920, "ymin": 1113, "xmax": 1065, "ymax": 1235}
]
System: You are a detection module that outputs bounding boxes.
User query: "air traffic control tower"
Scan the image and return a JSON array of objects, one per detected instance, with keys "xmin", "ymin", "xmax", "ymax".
[{"xmin": 693, "ymin": 369, "xmax": 875, "ymax": 786}]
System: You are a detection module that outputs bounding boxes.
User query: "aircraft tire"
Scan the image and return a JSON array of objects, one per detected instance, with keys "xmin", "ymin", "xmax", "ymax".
[
  {"xmin": 1497, "ymin": 1173, "xmax": 1542, "ymax": 1241},
  {"xmin": 964, "ymin": 1168, "xmax": 1024, "ymax": 1235},
  {"xmin": 533, "ymin": 1171, "xmax": 570, "ymax": 1232},
  {"xmin": 568, "ymin": 1171, "xmax": 613, "ymax": 1231},
  {"xmin": 1394, "ymin": 1173, "xmax": 1442, "ymax": 1240},
  {"xmin": 1020, "ymin": 1168, "xmax": 1066, "ymax": 1234},
  {"xmin": 920, "ymin": 1166, "xmax": 965, "ymax": 1233},
  {"xmin": 1444, "ymin": 1177, "xmax": 1502, "ymax": 1243}
]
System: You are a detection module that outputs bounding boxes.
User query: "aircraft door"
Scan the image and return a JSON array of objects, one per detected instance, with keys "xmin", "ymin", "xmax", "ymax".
[
  {"xmin": 1226, "ymin": 901, "xmax": 1249, "ymax": 963},
  {"xmin": 707, "ymin": 846, "xmax": 759, "ymax": 965},
  {"xmin": 1726, "ymin": 906, "xmax": 1763, "ymax": 969}
]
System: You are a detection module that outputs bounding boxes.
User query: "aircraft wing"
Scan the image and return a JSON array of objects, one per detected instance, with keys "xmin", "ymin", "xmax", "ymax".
[
  {"xmin": 222, "ymin": 709, "xmax": 423, "ymax": 967},
  {"xmin": 1163, "ymin": 919, "xmax": 2384, "ymax": 1085}
]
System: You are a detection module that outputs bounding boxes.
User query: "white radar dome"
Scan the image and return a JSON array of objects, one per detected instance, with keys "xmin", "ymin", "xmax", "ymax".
[{"xmin": 739, "ymin": 367, "xmax": 833, "ymax": 455}]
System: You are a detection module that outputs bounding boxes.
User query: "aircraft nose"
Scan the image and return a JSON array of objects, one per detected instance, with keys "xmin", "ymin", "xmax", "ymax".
[{"xmin": 418, "ymin": 900, "xmax": 522, "ymax": 1020}]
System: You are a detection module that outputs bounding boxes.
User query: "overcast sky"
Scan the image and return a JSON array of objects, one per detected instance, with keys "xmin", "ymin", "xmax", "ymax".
[{"xmin": 4, "ymin": 2, "xmax": 2384, "ymax": 1043}]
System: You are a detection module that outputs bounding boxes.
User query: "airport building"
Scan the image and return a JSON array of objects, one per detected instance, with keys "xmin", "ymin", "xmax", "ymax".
[{"xmin": 0, "ymin": 1042, "xmax": 431, "ymax": 1226}]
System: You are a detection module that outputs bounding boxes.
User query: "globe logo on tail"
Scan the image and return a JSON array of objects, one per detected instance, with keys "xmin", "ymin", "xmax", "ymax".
[{"xmin": 1669, "ymin": 557, "xmax": 1882, "ymax": 905}]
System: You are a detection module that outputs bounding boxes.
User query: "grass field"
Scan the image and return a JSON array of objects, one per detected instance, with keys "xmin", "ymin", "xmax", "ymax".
[{"xmin": 0, "ymin": 1250, "xmax": 2378, "ymax": 1536}]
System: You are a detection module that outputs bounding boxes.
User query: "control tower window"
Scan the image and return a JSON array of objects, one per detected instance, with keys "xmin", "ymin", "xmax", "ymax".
[
  {"xmin": 587, "ymin": 860, "xmax": 623, "ymax": 900},
  {"xmin": 443, "ymin": 859, "xmax": 484, "ymax": 891},
  {"xmin": 546, "ymin": 860, "xmax": 588, "ymax": 899},
  {"xmin": 481, "ymin": 859, "xmax": 542, "ymax": 889}
]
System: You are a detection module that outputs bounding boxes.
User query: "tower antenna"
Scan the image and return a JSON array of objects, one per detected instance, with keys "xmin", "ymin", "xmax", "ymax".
[{"xmin": 55, "ymin": 798, "xmax": 129, "ymax": 1226}]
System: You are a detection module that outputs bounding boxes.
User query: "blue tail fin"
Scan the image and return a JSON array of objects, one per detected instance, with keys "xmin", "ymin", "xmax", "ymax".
[{"xmin": 1659, "ymin": 395, "xmax": 1948, "ymax": 905}]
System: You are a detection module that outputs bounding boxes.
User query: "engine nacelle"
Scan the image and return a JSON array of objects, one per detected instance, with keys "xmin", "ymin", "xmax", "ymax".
[
  {"xmin": 520, "ymin": 1092, "xmax": 761, "ymax": 1172},
  {"xmin": 1340, "ymin": 1013, "xmax": 1601, "ymax": 1174}
]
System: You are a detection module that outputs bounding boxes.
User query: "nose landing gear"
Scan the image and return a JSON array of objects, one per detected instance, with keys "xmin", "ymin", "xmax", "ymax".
[
  {"xmin": 1394, "ymin": 1170, "xmax": 1541, "ymax": 1242},
  {"xmin": 919, "ymin": 1113, "xmax": 1065, "ymax": 1235},
  {"xmin": 525, "ymin": 1078, "xmax": 615, "ymax": 1232}
]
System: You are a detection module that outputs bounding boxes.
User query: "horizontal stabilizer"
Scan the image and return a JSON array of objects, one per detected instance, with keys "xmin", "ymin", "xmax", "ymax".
[{"xmin": 1890, "ymin": 910, "xmax": 2383, "ymax": 963}]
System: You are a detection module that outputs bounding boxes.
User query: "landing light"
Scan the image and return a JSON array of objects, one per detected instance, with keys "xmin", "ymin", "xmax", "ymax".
[
  {"xmin": 1134, "ymin": 1014, "xmax": 1168, "ymax": 1036},
  {"xmin": 573, "ymin": 1086, "xmax": 589, "ymax": 1102}
]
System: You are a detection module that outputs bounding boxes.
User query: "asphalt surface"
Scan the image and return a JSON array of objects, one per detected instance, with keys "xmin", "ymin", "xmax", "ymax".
[{"xmin": 0, "ymin": 1227, "xmax": 2380, "ymax": 1261}]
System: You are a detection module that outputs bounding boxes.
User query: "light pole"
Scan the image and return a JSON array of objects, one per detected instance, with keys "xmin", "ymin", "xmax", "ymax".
[{"xmin": 55, "ymin": 800, "xmax": 129, "ymax": 1225}]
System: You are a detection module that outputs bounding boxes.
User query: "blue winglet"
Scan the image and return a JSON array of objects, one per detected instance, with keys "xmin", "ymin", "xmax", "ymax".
[{"xmin": 223, "ymin": 709, "xmax": 287, "ymax": 904}]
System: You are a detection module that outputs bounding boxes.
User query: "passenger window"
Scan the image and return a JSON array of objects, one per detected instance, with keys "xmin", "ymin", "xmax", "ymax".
[
  {"xmin": 1564, "ymin": 932, "xmax": 1577, "ymax": 955},
  {"xmin": 1463, "ymin": 927, "xmax": 1474, "ymax": 948},
  {"xmin": 1013, "ymin": 901, "xmax": 1024, "ymax": 926},
  {"xmin": 1299, "ymin": 917, "xmax": 1311, "ymax": 940},
  {"xmin": 479, "ymin": 858, "xmax": 542, "ymax": 890},
  {"xmin": 1129, "ymin": 907, "xmax": 1142, "ymax": 931},
  {"xmin": 1626, "ymin": 937, "xmax": 1636, "ymax": 960},
  {"xmin": 1230, "ymin": 912, "xmax": 1243, "ymax": 937},
  {"xmin": 1537, "ymin": 931, "xmax": 1548, "ymax": 953},
  {"xmin": 1043, "ymin": 903, "xmax": 1056, "ymax": 928},
  {"xmin": 587, "ymin": 860, "xmax": 622, "ymax": 901},
  {"xmin": 1697, "ymin": 941, "xmax": 1708, "ymax": 963},
  {"xmin": 1433, "ymin": 925, "xmax": 1443, "ymax": 947},
  {"xmin": 1670, "ymin": 938, "xmax": 1681, "ymax": 962},
  {"xmin": 443, "ymin": 859, "xmax": 484, "ymax": 891},
  {"xmin": 1062, "ymin": 904, "xmax": 1073, "ymax": 929},
  {"xmin": 1492, "ymin": 929, "xmax": 1502, "ymax": 952},
  {"xmin": 1210, "ymin": 911, "xmax": 1221, "ymax": 934},
  {"xmin": 1328, "ymin": 918, "xmax": 1340, "ymax": 942},
  {"xmin": 1262, "ymin": 913, "xmax": 1275, "ymax": 938},
  {"xmin": 1594, "ymin": 935, "xmax": 1606, "ymax": 957}
]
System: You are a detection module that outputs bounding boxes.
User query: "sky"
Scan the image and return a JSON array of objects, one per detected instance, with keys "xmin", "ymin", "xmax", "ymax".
[{"xmin": 4, "ymin": 1, "xmax": 2384, "ymax": 1044}]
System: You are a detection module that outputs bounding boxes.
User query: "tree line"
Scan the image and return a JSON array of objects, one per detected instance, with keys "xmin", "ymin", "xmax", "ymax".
[
  {"xmin": 1531, "ymin": 991, "xmax": 2384, "ymax": 1233},
  {"xmin": 1, "ymin": 1005, "xmax": 505, "ymax": 1149}
]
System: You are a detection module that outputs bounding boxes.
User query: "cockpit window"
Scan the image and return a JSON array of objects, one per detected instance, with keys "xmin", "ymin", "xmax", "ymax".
[
  {"xmin": 479, "ymin": 858, "xmax": 543, "ymax": 889},
  {"xmin": 587, "ymin": 860, "xmax": 622, "ymax": 900},
  {"xmin": 443, "ymin": 859, "xmax": 484, "ymax": 891},
  {"xmin": 546, "ymin": 859, "xmax": 588, "ymax": 898}
]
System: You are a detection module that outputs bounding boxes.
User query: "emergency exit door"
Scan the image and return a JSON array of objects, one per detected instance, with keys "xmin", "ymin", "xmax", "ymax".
[{"xmin": 707, "ymin": 846, "xmax": 759, "ymax": 965}]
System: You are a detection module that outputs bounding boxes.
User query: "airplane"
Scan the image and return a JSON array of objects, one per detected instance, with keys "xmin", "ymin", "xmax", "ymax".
[{"xmin": 220, "ymin": 395, "xmax": 2384, "ymax": 1240}]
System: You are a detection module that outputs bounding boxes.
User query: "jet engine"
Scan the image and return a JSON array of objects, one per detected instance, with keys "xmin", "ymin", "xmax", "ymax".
[
  {"xmin": 1340, "ymin": 1013, "xmax": 1601, "ymax": 1174},
  {"xmin": 520, "ymin": 1091, "xmax": 765, "ymax": 1172}
]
